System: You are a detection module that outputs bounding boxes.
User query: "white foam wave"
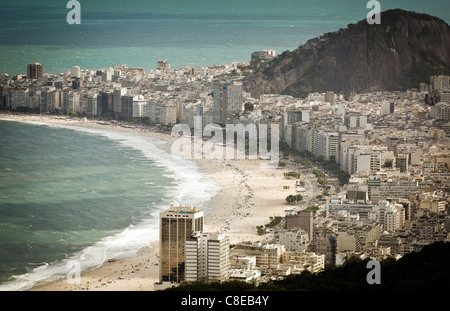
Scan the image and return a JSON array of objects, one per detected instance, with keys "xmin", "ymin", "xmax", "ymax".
[{"xmin": 0, "ymin": 121, "xmax": 219, "ymax": 291}]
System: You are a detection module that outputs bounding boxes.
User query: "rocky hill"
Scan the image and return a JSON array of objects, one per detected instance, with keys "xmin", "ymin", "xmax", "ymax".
[{"xmin": 245, "ymin": 9, "xmax": 450, "ymax": 99}]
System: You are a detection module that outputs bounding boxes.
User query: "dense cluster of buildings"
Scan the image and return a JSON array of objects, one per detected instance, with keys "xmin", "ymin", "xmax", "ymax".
[
  {"xmin": 278, "ymin": 75, "xmax": 450, "ymax": 266},
  {"xmin": 1, "ymin": 58, "xmax": 449, "ymax": 287},
  {"xmin": 0, "ymin": 61, "xmax": 254, "ymax": 128},
  {"xmin": 155, "ymin": 205, "xmax": 325, "ymax": 289}
]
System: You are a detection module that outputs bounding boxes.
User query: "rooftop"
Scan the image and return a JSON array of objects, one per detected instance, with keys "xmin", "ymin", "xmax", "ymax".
[{"xmin": 167, "ymin": 204, "xmax": 202, "ymax": 214}]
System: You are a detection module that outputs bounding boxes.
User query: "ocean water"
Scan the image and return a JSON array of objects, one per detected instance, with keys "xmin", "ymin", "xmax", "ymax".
[
  {"xmin": 0, "ymin": 0, "xmax": 448, "ymax": 75},
  {"xmin": 0, "ymin": 120, "xmax": 219, "ymax": 290}
]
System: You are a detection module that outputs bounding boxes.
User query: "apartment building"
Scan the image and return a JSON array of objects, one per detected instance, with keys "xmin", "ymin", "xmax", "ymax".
[
  {"xmin": 113, "ymin": 88, "xmax": 127, "ymax": 113},
  {"xmin": 274, "ymin": 228, "xmax": 309, "ymax": 252},
  {"xmin": 430, "ymin": 75, "xmax": 450, "ymax": 91},
  {"xmin": 62, "ymin": 90, "xmax": 80, "ymax": 114},
  {"xmin": 431, "ymin": 102, "xmax": 450, "ymax": 120},
  {"xmin": 369, "ymin": 201, "xmax": 405, "ymax": 232},
  {"xmin": 27, "ymin": 89, "xmax": 41, "ymax": 110},
  {"xmin": 87, "ymin": 93, "xmax": 98, "ymax": 116},
  {"xmin": 213, "ymin": 80, "xmax": 243, "ymax": 124},
  {"xmin": 27, "ymin": 62, "xmax": 43, "ymax": 79},
  {"xmin": 312, "ymin": 228, "xmax": 338, "ymax": 266},
  {"xmin": 69, "ymin": 66, "xmax": 81, "ymax": 78},
  {"xmin": 369, "ymin": 175, "xmax": 425, "ymax": 203},
  {"xmin": 230, "ymin": 242, "xmax": 284, "ymax": 269},
  {"xmin": 281, "ymin": 251, "xmax": 325, "ymax": 273},
  {"xmin": 340, "ymin": 145, "xmax": 382, "ymax": 175},
  {"xmin": 381, "ymin": 100, "xmax": 395, "ymax": 115},
  {"xmin": 326, "ymin": 196, "xmax": 375, "ymax": 218},
  {"xmin": 285, "ymin": 210, "xmax": 313, "ymax": 240},
  {"xmin": 186, "ymin": 233, "xmax": 230, "ymax": 282},
  {"xmin": 161, "ymin": 102, "xmax": 177, "ymax": 124},
  {"xmin": 251, "ymin": 49, "xmax": 276, "ymax": 61},
  {"xmin": 10, "ymin": 88, "xmax": 29, "ymax": 110},
  {"xmin": 120, "ymin": 95, "xmax": 134, "ymax": 119}
]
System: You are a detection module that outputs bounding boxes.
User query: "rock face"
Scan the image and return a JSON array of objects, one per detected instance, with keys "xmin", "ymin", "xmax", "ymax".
[{"xmin": 246, "ymin": 9, "xmax": 450, "ymax": 99}]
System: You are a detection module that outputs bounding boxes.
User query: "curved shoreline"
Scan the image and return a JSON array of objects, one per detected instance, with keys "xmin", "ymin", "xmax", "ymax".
[{"xmin": 1, "ymin": 112, "xmax": 293, "ymax": 291}]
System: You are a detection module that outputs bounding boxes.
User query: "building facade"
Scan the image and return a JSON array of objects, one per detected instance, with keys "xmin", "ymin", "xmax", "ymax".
[
  {"xmin": 27, "ymin": 63, "xmax": 43, "ymax": 79},
  {"xmin": 159, "ymin": 205, "xmax": 204, "ymax": 283},
  {"xmin": 213, "ymin": 80, "xmax": 243, "ymax": 124},
  {"xmin": 186, "ymin": 233, "xmax": 230, "ymax": 282}
]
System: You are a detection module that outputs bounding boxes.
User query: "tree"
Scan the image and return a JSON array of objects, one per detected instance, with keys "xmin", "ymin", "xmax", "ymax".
[
  {"xmin": 284, "ymin": 171, "xmax": 301, "ymax": 179},
  {"xmin": 306, "ymin": 205, "xmax": 319, "ymax": 214},
  {"xmin": 266, "ymin": 216, "xmax": 283, "ymax": 228},
  {"xmin": 256, "ymin": 225, "xmax": 265, "ymax": 235},
  {"xmin": 286, "ymin": 195, "xmax": 296, "ymax": 205}
]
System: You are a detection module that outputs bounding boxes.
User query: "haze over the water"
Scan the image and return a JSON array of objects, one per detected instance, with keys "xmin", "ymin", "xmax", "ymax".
[{"xmin": 0, "ymin": 0, "xmax": 448, "ymax": 75}]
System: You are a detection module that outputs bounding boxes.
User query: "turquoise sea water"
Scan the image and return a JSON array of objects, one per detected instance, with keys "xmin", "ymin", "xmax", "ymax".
[
  {"xmin": 0, "ymin": 0, "xmax": 448, "ymax": 75},
  {"xmin": 0, "ymin": 120, "xmax": 218, "ymax": 290}
]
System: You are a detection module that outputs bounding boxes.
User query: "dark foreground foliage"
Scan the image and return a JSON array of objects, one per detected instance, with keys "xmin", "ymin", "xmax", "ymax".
[{"xmin": 165, "ymin": 242, "xmax": 450, "ymax": 291}]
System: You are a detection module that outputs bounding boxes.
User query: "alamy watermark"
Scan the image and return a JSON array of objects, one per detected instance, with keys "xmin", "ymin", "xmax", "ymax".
[
  {"xmin": 367, "ymin": 0, "xmax": 381, "ymax": 24},
  {"xmin": 170, "ymin": 116, "xmax": 280, "ymax": 169},
  {"xmin": 67, "ymin": 0, "xmax": 81, "ymax": 24},
  {"xmin": 66, "ymin": 260, "xmax": 81, "ymax": 285},
  {"xmin": 366, "ymin": 260, "xmax": 381, "ymax": 285}
]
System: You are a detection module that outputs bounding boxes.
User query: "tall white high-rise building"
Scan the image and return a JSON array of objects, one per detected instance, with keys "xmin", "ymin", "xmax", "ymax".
[
  {"xmin": 370, "ymin": 201, "xmax": 405, "ymax": 232},
  {"xmin": 381, "ymin": 100, "xmax": 394, "ymax": 115},
  {"xmin": 302, "ymin": 110, "xmax": 310, "ymax": 123},
  {"xmin": 341, "ymin": 145, "xmax": 382, "ymax": 175},
  {"xmin": 102, "ymin": 67, "xmax": 114, "ymax": 82},
  {"xmin": 132, "ymin": 95, "xmax": 147, "ymax": 118},
  {"xmin": 312, "ymin": 130, "xmax": 339, "ymax": 161},
  {"xmin": 355, "ymin": 150, "xmax": 382, "ymax": 174},
  {"xmin": 186, "ymin": 233, "xmax": 230, "ymax": 282}
]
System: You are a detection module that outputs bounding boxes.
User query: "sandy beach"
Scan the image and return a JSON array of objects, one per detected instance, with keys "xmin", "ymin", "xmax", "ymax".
[{"xmin": 0, "ymin": 112, "xmax": 295, "ymax": 291}]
